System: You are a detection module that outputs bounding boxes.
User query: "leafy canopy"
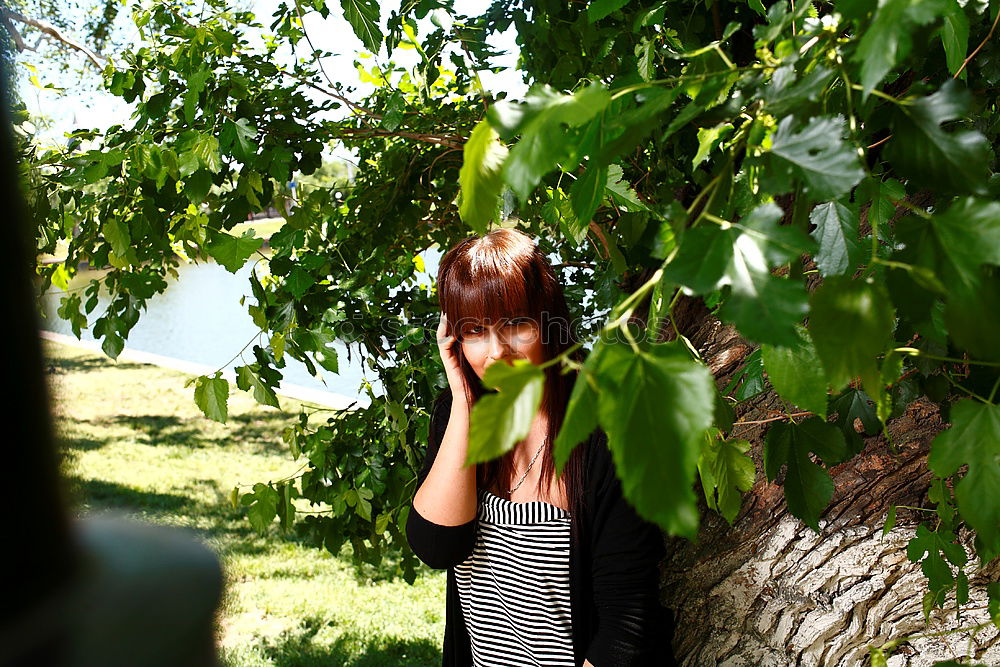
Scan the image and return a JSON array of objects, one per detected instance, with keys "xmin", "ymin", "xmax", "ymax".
[{"xmin": 19, "ymin": 0, "xmax": 1000, "ymax": 619}]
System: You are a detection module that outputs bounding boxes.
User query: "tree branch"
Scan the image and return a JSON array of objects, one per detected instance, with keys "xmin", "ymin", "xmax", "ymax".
[
  {"xmin": 334, "ymin": 126, "xmax": 464, "ymax": 149},
  {"xmin": 0, "ymin": 8, "xmax": 107, "ymax": 71},
  {"xmin": 1, "ymin": 11, "xmax": 27, "ymax": 52}
]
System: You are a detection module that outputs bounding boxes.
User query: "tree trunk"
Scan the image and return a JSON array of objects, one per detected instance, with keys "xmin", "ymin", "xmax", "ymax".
[{"xmin": 653, "ymin": 297, "xmax": 1000, "ymax": 666}]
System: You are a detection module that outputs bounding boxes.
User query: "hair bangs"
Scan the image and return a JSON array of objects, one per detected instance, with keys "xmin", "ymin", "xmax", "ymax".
[{"xmin": 440, "ymin": 250, "xmax": 539, "ymax": 335}]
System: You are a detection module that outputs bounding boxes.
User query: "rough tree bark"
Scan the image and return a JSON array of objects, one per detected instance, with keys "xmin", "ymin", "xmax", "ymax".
[{"xmin": 650, "ymin": 295, "xmax": 1000, "ymax": 666}]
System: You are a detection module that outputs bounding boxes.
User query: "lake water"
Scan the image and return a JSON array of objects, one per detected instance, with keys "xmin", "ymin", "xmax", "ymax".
[{"xmin": 37, "ymin": 247, "xmax": 443, "ymax": 409}]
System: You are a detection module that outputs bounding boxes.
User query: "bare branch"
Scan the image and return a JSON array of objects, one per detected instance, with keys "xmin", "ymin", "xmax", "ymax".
[
  {"xmin": 1, "ymin": 8, "xmax": 107, "ymax": 71},
  {"xmin": 334, "ymin": 126, "xmax": 464, "ymax": 150},
  {"xmin": 1, "ymin": 11, "xmax": 28, "ymax": 52}
]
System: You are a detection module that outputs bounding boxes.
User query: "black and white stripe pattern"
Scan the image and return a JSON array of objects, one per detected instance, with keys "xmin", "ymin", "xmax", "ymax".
[{"xmin": 455, "ymin": 489, "xmax": 574, "ymax": 667}]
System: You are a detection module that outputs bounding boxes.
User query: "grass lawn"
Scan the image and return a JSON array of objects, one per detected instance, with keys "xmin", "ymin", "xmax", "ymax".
[{"xmin": 42, "ymin": 339, "xmax": 445, "ymax": 666}]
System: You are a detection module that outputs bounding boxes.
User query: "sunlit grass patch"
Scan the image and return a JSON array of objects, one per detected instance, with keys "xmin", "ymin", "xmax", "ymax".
[{"xmin": 43, "ymin": 340, "xmax": 445, "ymax": 667}]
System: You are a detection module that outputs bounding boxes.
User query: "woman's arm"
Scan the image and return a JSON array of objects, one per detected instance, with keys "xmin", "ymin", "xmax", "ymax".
[
  {"xmin": 584, "ymin": 438, "xmax": 671, "ymax": 667},
  {"xmin": 405, "ymin": 391, "xmax": 479, "ymax": 569},
  {"xmin": 413, "ymin": 396, "xmax": 477, "ymax": 525}
]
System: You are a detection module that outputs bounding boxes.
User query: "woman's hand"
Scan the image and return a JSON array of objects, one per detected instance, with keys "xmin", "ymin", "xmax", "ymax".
[{"xmin": 437, "ymin": 314, "xmax": 469, "ymax": 401}]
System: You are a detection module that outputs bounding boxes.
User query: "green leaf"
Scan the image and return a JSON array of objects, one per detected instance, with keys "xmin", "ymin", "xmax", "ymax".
[
  {"xmin": 221, "ymin": 118, "xmax": 257, "ymax": 162},
  {"xmin": 490, "ymin": 83, "xmax": 611, "ymax": 201},
  {"xmin": 692, "ymin": 123, "xmax": 733, "ymax": 169},
  {"xmin": 762, "ymin": 326, "xmax": 829, "ymax": 419},
  {"xmin": 595, "ymin": 340, "xmax": 716, "ymax": 537},
  {"xmin": 764, "ymin": 418, "xmax": 847, "ymax": 531},
  {"xmin": 636, "ymin": 38, "xmax": 656, "ymax": 81},
  {"xmin": 381, "ymin": 91, "xmax": 405, "ymax": 131},
  {"xmin": 717, "ymin": 276, "xmax": 809, "ymax": 348},
  {"xmin": 941, "ymin": 1, "xmax": 970, "ymax": 77},
  {"xmin": 661, "ymin": 225, "xmax": 733, "ymax": 294},
  {"xmin": 808, "ymin": 276, "xmax": 895, "ymax": 396},
  {"xmin": 183, "ymin": 67, "xmax": 210, "ymax": 124},
  {"xmin": 853, "ymin": 0, "xmax": 950, "ymax": 94},
  {"xmin": 664, "ymin": 203, "xmax": 815, "ymax": 345},
  {"xmin": 809, "ymin": 201, "xmax": 863, "ymax": 277},
  {"xmin": 882, "ymin": 505, "xmax": 897, "ymax": 536},
  {"xmin": 906, "ymin": 523, "xmax": 967, "ymax": 604},
  {"xmin": 183, "ymin": 169, "xmax": 213, "ymax": 204},
  {"xmin": 236, "ymin": 364, "xmax": 280, "ymax": 408},
  {"xmin": 554, "ymin": 344, "xmax": 607, "ymax": 472},
  {"xmin": 206, "ymin": 229, "xmax": 264, "ymax": 273},
  {"xmin": 698, "ymin": 437, "xmax": 755, "ymax": 523},
  {"xmin": 927, "ymin": 400, "xmax": 1000, "ymax": 561},
  {"xmin": 93, "ymin": 314, "xmax": 125, "ymax": 360},
  {"xmin": 760, "ymin": 115, "xmax": 865, "ymax": 201},
  {"xmin": 604, "ymin": 164, "xmax": 648, "ymax": 212},
  {"xmin": 829, "ymin": 388, "xmax": 880, "ymax": 455},
  {"xmin": 857, "ymin": 177, "xmax": 905, "ymax": 238},
  {"xmin": 718, "ymin": 204, "xmax": 815, "ymax": 346},
  {"xmin": 542, "ymin": 188, "xmax": 587, "ymax": 245},
  {"xmin": 102, "ymin": 218, "xmax": 131, "ymax": 258},
  {"xmin": 466, "ymin": 359, "xmax": 546, "ymax": 465},
  {"xmin": 317, "ymin": 341, "xmax": 340, "ymax": 374},
  {"xmin": 284, "ymin": 266, "xmax": 315, "ymax": 299},
  {"xmin": 194, "ymin": 372, "xmax": 229, "ymax": 423},
  {"xmin": 885, "ymin": 81, "xmax": 989, "ymax": 195},
  {"xmin": 291, "ymin": 327, "xmax": 340, "ymax": 374},
  {"xmin": 57, "ymin": 293, "xmax": 88, "ymax": 338},
  {"xmin": 458, "ymin": 120, "xmax": 509, "ymax": 233},
  {"xmin": 191, "ymin": 132, "xmax": 222, "ymax": 174},
  {"xmin": 945, "ymin": 271, "xmax": 1000, "ymax": 362},
  {"xmin": 570, "ymin": 161, "xmax": 607, "ymax": 224},
  {"xmin": 340, "ymin": 0, "xmax": 382, "ymax": 53},
  {"xmin": 763, "ymin": 65, "xmax": 836, "ymax": 117},
  {"xmin": 247, "ymin": 482, "xmax": 279, "ymax": 533},
  {"xmin": 588, "ymin": 0, "xmax": 630, "ymax": 22},
  {"xmin": 927, "ymin": 197, "xmax": 1000, "ymax": 294}
]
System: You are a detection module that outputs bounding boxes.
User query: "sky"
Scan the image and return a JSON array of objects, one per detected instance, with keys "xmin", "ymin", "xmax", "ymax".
[{"xmin": 16, "ymin": 0, "xmax": 527, "ymax": 146}]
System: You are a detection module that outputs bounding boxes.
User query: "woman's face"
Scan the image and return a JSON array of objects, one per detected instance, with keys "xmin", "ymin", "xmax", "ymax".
[{"xmin": 456, "ymin": 315, "xmax": 547, "ymax": 380}]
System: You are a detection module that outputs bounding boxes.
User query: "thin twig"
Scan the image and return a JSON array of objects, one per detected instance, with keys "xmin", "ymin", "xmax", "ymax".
[
  {"xmin": 867, "ymin": 135, "xmax": 892, "ymax": 150},
  {"xmin": 954, "ymin": 9, "xmax": 1000, "ymax": 79}
]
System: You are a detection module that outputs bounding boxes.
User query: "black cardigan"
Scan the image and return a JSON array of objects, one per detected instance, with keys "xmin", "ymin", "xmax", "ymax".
[{"xmin": 406, "ymin": 389, "xmax": 677, "ymax": 667}]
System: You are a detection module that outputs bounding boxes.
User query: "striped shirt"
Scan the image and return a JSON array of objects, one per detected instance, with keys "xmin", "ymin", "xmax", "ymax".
[{"xmin": 454, "ymin": 488, "xmax": 574, "ymax": 667}]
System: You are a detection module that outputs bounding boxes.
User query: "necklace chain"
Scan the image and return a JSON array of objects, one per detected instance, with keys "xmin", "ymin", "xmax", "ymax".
[{"xmin": 508, "ymin": 438, "xmax": 547, "ymax": 494}]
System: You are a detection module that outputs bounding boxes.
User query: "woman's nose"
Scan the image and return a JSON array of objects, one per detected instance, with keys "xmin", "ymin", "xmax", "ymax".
[{"xmin": 488, "ymin": 329, "xmax": 512, "ymax": 359}]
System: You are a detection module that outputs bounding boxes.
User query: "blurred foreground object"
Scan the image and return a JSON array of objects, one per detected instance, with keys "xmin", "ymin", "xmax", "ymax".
[{"xmin": 0, "ymin": 57, "xmax": 223, "ymax": 667}]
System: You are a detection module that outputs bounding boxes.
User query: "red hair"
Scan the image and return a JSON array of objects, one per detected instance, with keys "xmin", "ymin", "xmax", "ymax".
[{"xmin": 435, "ymin": 227, "xmax": 588, "ymax": 521}]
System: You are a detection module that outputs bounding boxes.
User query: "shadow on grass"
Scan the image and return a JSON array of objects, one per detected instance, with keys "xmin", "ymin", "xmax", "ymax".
[
  {"xmin": 68, "ymin": 475, "xmax": 285, "ymax": 560},
  {"xmin": 65, "ymin": 411, "xmax": 295, "ymax": 454},
  {"xmin": 69, "ymin": 478, "xmax": 193, "ymax": 512},
  {"xmin": 107, "ymin": 414, "xmax": 205, "ymax": 447},
  {"xmin": 258, "ymin": 617, "xmax": 440, "ymax": 667},
  {"xmin": 44, "ymin": 353, "xmax": 149, "ymax": 375},
  {"xmin": 57, "ymin": 434, "xmax": 107, "ymax": 451}
]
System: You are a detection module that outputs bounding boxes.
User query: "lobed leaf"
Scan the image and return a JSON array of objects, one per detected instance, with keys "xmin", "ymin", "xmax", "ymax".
[
  {"xmin": 466, "ymin": 360, "xmax": 546, "ymax": 465},
  {"xmin": 458, "ymin": 120, "xmax": 509, "ymax": 233},
  {"xmin": 927, "ymin": 400, "xmax": 1000, "ymax": 561}
]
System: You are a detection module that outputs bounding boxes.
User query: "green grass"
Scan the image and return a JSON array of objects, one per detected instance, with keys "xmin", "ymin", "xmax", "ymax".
[
  {"xmin": 231, "ymin": 218, "xmax": 286, "ymax": 240},
  {"xmin": 43, "ymin": 340, "xmax": 445, "ymax": 667}
]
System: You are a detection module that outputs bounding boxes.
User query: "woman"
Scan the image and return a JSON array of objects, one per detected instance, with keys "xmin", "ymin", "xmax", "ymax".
[{"xmin": 406, "ymin": 228, "xmax": 674, "ymax": 667}]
